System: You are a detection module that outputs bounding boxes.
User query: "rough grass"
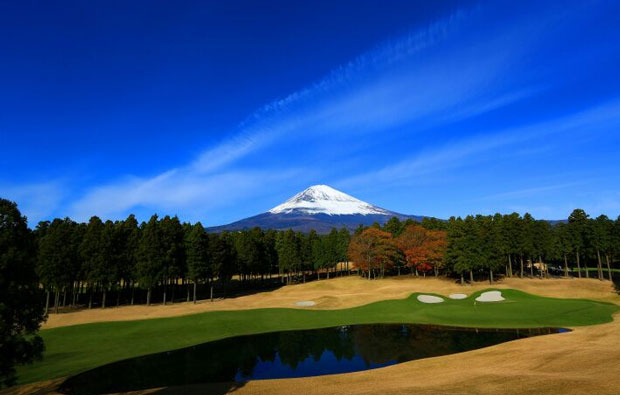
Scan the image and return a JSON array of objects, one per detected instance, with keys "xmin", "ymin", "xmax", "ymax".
[{"xmin": 16, "ymin": 288, "xmax": 618, "ymax": 385}]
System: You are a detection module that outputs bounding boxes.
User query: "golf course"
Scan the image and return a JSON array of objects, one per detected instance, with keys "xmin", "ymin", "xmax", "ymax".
[{"xmin": 9, "ymin": 276, "xmax": 620, "ymax": 395}]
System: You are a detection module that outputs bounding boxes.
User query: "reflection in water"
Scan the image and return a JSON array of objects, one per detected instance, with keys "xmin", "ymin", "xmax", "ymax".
[{"xmin": 60, "ymin": 324, "xmax": 564, "ymax": 394}]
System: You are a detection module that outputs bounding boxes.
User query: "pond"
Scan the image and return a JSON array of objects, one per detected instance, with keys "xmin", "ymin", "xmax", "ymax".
[{"xmin": 59, "ymin": 324, "xmax": 566, "ymax": 394}]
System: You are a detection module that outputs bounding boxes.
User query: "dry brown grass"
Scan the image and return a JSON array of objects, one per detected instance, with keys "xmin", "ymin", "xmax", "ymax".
[
  {"xmin": 9, "ymin": 276, "xmax": 620, "ymax": 395},
  {"xmin": 43, "ymin": 275, "xmax": 618, "ymax": 329},
  {"xmin": 176, "ymin": 313, "xmax": 619, "ymax": 395}
]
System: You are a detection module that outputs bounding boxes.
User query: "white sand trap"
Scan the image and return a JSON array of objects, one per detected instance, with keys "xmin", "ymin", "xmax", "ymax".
[
  {"xmin": 417, "ymin": 295, "xmax": 444, "ymax": 304},
  {"xmin": 449, "ymin": 293, "xmax": 468, "ymax": 300},
  {"xmin": 294, "ymin": 301, "xmax": 316, "ymax": 307},
  {"xmin": 475, "ymin": 291, "xmax": 505, "ymax": 302}
]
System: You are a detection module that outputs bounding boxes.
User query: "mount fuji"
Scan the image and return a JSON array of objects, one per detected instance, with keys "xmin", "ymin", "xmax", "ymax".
[{"xmin": 208, "ymin": 185, "xmax": 425, "ymax": 233}]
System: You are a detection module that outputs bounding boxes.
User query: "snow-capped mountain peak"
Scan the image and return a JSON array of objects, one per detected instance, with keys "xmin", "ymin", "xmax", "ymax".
[{"xmin": 268, "ymin": 185, "xmax": 391, "ymax": 216}]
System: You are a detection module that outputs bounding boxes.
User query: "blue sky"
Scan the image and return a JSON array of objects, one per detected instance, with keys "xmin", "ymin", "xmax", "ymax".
[{"xmin": 1, "ymin": 0, "xmax": 620, "ymax": 226}]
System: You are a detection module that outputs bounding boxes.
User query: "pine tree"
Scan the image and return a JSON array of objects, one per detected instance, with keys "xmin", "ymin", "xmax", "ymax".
[
  {"xmin": 37, "ymin": 218, "xmax": 79, "ymax": 313},
  {"xmin": 185, "ymin": 223, "xmax": 210, "ymax": 303},
  {"xmin": 568, "ymin": 209, "xmax": 590, "ymax": 278},
  {"xmin": 159, "ymin": 216, "xmax": 185, "ymax": 304},
  {"xmin": 384, "ymin": 217, "xmax": 402, "ymax": 237},
  {"xmin": 0, "ymin": 199, "xmax": 45, "ymax": 388},
  {"xmin": 276, "ymin": 229, "xmax": 299, "ymax": 283},
  {"xmin": 592, "ymin": 215, "xmax": 612, "ymax": 281},
  {"xmin": 136, "ymin": 215, "xmax": 164, "ymax": 305}
]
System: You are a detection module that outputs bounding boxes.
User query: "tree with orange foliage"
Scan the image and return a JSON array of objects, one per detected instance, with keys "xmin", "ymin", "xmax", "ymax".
[
  {"xmin": 397, "ymin": 224, "xmax": 447, "ymax": 276},
  {"xmin": 347, "ymin": 228, "xmax": 399, "ymax": 279}
]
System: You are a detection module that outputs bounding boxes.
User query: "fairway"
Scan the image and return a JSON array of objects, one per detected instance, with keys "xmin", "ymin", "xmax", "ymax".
[{"xmin": 16, "ymin": 288, "xmax": 618, "ymax": 385}]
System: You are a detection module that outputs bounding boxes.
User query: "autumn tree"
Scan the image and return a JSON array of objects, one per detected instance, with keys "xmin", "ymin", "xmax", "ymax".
[
  {"xmin": 348, "ymin": 228, "xmax": 398, "ymax": 279},
  {"xmin": 397, "ymin": 224, "xmax": 447, "ymax": 277}
]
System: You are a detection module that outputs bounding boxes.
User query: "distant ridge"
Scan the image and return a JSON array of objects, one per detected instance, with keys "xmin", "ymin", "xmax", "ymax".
[{"xmin": 208, "ymin": 185, "xmax": 425, "ymax": 233}]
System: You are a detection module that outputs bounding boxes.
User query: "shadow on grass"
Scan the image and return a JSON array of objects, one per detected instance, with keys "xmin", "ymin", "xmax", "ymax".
[{"xmin": 153, "ymin": 381, "xmax": 246, "ymax": 395}]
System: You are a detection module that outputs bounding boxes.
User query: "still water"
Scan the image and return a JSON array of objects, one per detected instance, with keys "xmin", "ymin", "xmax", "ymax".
[{"xmin": 60, "ymin": 324, "xmax": 565, "ymax": 394}]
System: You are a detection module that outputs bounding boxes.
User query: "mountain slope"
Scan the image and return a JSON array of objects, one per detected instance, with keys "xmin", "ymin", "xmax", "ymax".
[{"xmin": 208, "ymin": 185, "xmax": 424, "ymax": 233}]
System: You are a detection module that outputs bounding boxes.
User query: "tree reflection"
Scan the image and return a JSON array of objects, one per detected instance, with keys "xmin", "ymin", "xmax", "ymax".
[{"xmin": 60, "ymin": 324, "xmax": 560, "ymax": 394}]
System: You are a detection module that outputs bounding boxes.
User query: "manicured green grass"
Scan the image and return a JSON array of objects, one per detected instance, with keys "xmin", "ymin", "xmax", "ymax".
[
  {"xmin": 569, "ymin": 267, "xmax": 620, "ymax": 273},
  {"xmin": 17, "ymin": 289, "xmax": 618, "ymax": 385}
]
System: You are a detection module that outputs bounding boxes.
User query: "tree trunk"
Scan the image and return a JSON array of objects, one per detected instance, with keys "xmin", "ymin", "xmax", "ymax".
[
  {"xmin": 605, "ymin": 254, "xmax": 612, "ymax": 281},
  {"xmin": 469, "ymin": 270, "xmax": 474, "ymax": 283},
  {"xmin": 489, "ymin": 269, "xmax": 494, "ymax": 284},
  {"xmin": 54, "ymin": 290, "xmax": 60, "ymax": 314},
  {"xmin": 584, "ymin": 260, "xmax": 589, "ymax": 278},
  {"xmin": 88, "ymin": 288, "xmax": 93, "ymax": 309},
  {"xmin": 45, "ymin": 290, "xmax": 50, "ymax": 315},
  {"xmin": 130, "ymin": 282, "xmax": 135, "ymax": 305},
  {"xmin": 171, "ymin": 279, "xmax": 175, "ymax": 304},
  {"xmin": 508, "ymin": 254, "xmax": 513, "ymax": 277},
  {"xmin": 146, "ymin": 288, "xmax": 151, "ymax": 306},
  {"xmin": 520, "ymin": 255, "xmax": 524, "ymax": 278},
  {"xmin": 71, "ymin": 283, "xmax": 77, "ymax": 307},
  {"xmin": 538, "ymin": 255, "xmax": 543, "ymax": 278},
  {"xmin": 576, "ymin": 252, "xmax": 581, "ymax": 278},
  {"xmin": 210, "ymin": 285, "xmax": 214, "ymax": 302},
  {"xmin": 102, "ymin": 288, "xmax": 106, "ymax": 309},
  {"xmin": 186, "ymin": 281, "xmax": 190, "ymax": 303},
  {"xmin": 62, "ymin": 288, "xmax": 67, "ymax": 307},
  {"xmin": 327, "ymin": 270, "xmax": 330, "ymax": 279},
  {"xmin": 564, "ymin": 254, "xmax": 569, "ymax": 277},
  {"xmin": 529, "ymin": 258, "xmax": 534, "ymax": 277},
  {"xmin": 193, "ymin": 281, "xmax": 197, "ymax": 304},
  {"xmin": 596, "ymin": 249, "xmax": 603, "ymax": 280},
  {"xmin": 397, "ymin": 266, "xmax": 401, "ymax": 276},
  {"xmin": 116, "ymin": 287, "xmax": 121, "ymax": 306},
  {"xmin": 460, "ymin": 274, "xmax": 464, "ymax": 285}
]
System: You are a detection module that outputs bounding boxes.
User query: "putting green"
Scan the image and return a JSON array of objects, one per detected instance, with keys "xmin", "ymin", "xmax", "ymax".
[{"xmin": 16, "ymin": 289, "xmax": 619, "ymax": 385}]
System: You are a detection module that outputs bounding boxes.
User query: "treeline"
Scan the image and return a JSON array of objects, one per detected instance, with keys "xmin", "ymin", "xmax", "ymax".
[
  {"xmin": 348, "ymin": 210, "xmax": 620, "ymax": 284},
  {"xmin": 34, "ymin": 214, "xmax": 351, "ymax": 313},
  {"xmin": 9, "ymin": 198, "xmax": 620, "ymax": 315}
]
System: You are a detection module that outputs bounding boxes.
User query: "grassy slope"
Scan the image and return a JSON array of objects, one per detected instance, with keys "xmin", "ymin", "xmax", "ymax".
[
  {"xmin": 569, "ymin": 267, "xmax": 620, "ymax": 273},
  {"xmin": 17, "ymin": 289, "xmax": 618, "ymax": 384}
]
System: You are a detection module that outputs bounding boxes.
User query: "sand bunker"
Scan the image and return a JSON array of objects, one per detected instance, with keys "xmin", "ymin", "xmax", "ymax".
[
  {"xmin": 294, "ymin": 301, "xmax": 316, "ymax": 307},
  {"xmin": 475, "ymin": 291, "xmax": 505, "ymax": 302},
  {"xmin": 417, "ymin": 295, "xmax": 444, "ymax": 304},
  {"xmin": 449, "ymin": 293, "xmax": 468, "ymax": 300}
]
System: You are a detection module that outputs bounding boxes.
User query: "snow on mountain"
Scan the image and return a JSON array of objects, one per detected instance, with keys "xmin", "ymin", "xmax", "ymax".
[
  {"xmin": 207, "ymin": 184, "xmax": 425, "ymax": 233},
  {"xmin": 268, "ymin": 185, "xmax": 391, "ymax": 216}
]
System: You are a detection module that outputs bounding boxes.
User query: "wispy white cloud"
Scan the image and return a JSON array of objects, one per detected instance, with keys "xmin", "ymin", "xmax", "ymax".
[
  {"xmin": 0, "ymin": 181, "xmax": 66, "ymax": 225},
  {"xmin": 480, "ymin": 182, "xmax": 582, "ymax": 201},
  {"xmin": 69, "ymin": 168, "xmax": 304, "ymax": 222},
  {"xmin": 335, "ymin": 99, "xmax": 620, "ymax": 191},
  {"xmin": 12, "ymin": 1, "xmax": 617, "ymax": 223}
]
